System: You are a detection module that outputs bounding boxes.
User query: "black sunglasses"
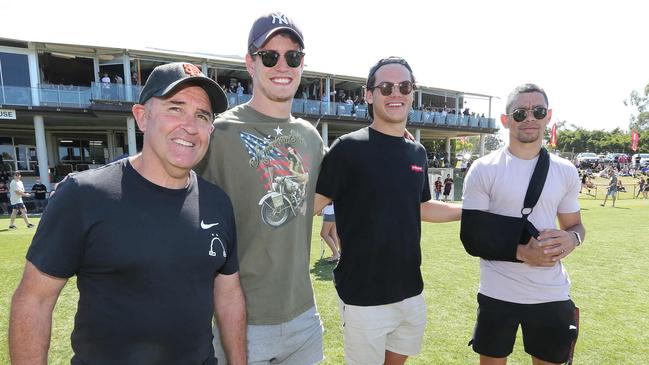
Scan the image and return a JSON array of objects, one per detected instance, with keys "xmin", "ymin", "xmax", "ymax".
[
  {"xmin": 369, "ymin": 81, "xmax": 416, "ymax": 96},
  {"xmin": 509, "ymin": 106, "xmax": 548, "ymax": 122},
  {"xmin": 251, "ymin": 50, "xmax": 305, "ymax": 68}
]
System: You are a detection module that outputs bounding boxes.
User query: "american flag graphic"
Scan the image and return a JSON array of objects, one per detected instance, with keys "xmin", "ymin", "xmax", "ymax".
[{"xmin": 239, "ymin": 131, "xmax": 297, "ymax": 190}]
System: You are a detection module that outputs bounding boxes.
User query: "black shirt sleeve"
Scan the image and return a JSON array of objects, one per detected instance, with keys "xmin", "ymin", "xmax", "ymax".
[{"xmin": 27, "ymin": 177, "xmax": 87, "ymax": 278}]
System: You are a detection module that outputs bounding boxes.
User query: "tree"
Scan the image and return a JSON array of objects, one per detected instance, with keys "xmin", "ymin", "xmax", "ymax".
[
  {"xmin": 483, "ymin": 134, "xmax": 503, "ymax": 152},
  {"xmin": 624, "ymin": 82, "xmax": 649, "ymax": 132}
]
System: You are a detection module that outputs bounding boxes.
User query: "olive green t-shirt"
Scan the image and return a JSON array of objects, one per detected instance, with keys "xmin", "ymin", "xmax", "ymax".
[{"xmin": 196, "ymin": 104, "xmax": 324, "ymax": 325}]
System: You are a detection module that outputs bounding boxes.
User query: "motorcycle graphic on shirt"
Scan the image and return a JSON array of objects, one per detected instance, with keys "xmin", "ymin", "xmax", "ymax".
[{"xmin": 239, "ymin": 127, "xmax": 310, "ymax": 228}]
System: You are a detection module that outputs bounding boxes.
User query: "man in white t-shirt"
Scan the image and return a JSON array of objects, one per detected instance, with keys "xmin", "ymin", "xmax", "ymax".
[
  {"xmin": 9, "ymin": 171, "xmax": 34, "ymax": 229},
  {"xmin": 462, "ymin": 84, "xmax": 585, "ymax": 365}
]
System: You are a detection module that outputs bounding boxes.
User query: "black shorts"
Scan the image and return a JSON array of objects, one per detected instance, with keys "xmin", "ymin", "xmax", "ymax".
[{"xmin": 471, "ymin": 293, "xmax": 578, "ymax": 363}]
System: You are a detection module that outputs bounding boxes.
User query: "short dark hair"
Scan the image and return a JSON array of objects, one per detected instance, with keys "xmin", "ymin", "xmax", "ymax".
[
  {"xmin": 365, "ymin": 56, "xmax": 416, "ymax": 119},
  {"xmin": 505, "ymin": 83, "xmax": 548, "ymax": 114}
]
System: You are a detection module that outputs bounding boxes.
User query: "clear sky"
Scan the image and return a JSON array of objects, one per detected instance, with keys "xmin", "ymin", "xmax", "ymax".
[{"xmin": 2, "ymin": 0, "xmax": 647, "ymax": 132}]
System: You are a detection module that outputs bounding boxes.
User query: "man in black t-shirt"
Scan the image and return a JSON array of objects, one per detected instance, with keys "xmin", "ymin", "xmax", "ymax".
[
  {"xmin": 9, "ymin": 63, "xmax": 247, "ymax": 365},
  {"xmin": 30, "ymin": 177, "xmax": 48, "ymax": 213},
  {"xmin": 314, "ymin": 57, "xmax": 461, "ymax": 365}
]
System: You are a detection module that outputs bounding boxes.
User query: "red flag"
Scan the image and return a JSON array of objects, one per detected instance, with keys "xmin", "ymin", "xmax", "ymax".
[
  {"xmin": 550, "ymin": 123, "xmax": 557, "ymax": 147},
  {"xmin": 631, "ymin": 129, "xmax": 640, "ymax": 151}
]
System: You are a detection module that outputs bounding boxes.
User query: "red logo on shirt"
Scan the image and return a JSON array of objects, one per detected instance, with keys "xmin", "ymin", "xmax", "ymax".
[{"xmin": 411, "ymin": 164, "xmax": 423, "ymax": 172}]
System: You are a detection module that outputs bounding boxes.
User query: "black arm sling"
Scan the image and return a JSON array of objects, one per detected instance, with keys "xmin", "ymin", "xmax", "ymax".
[{"xmin": 460, "ymin": 148, "xmax": 550, "ymax": 262}]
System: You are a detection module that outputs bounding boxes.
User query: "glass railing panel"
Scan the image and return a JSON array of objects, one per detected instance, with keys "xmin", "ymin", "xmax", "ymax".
[
  {"xmin": 469, "ymin": 116, "xmax": 479, "ymax": 127},
  {"xmin": 237, "ymin": 94, "xmax": 252, "ymax": 104},
  {"xmin": 355, "ymin": 106, "xmax": 367, "ymax": 118},
  {"xmin": 304, "ymin": 100, "xmax": 321, "ymax": 115},
  {"xmin": 459, "ymin": 116, "xmax": 469, "ymax": 126},
  {"xmin": 446, "ymin": 114, "xmax": 458, "ymax": 125},
  {"xmin": 1, "ymin": 86, "xmax": 32, "ymax": 106},
  {"xmin": 337, "ymin": 103, "xmax": 353, "ymax": 116},
  {"xmin": 408, "ymin": 110, "xmax": 422, "ymax": 123},
  {"xmin": 488, "ymin": 118, "xmax": 496, "ymax": 129},
  {"xmin": 291, "ymin": 98, "xmax": 305, "ymax": 114}
]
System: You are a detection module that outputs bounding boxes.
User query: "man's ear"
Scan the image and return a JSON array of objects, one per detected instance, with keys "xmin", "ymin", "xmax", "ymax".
[
  {"xmin": 245, "ymin": 53, "xmax": 255, "ymax": 79},
  {"xmin": 365, "ymin": 87, "xmax": 373, "ymax": 106},
  {"xmin": 132, "ymin": 103, "xmax": 147, "ymax": 132},
  {"xmin": 500, "ymin": 114, "xmax": 509, "ymax": 129}
]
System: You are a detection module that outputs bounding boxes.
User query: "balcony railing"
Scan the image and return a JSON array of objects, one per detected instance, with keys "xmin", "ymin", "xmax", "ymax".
[{"xmin": 0, "ymin": 84, "xmax": 497, "ymax": 130}]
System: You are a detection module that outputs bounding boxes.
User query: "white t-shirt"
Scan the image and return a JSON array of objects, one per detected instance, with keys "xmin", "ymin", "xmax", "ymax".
[
  {"xmin": 462, "ymin": 147, "xmax": 580, "ymax": 304},
  {"xmin": 10, "ymin": 179, "xmax": 25, "ymax": 205}
]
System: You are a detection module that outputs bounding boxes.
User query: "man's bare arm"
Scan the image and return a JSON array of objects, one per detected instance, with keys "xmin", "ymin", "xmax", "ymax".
[
  {"xmin": 214, "ymin": 272, "xmax": 247, "ymax": 365},
  {"xmin": 421, "ymin": 200, "xmax": 462, "ymax": 223},
  {"xmin": 10, "ymin": 261, "xmax": 67, "ymax": 365}
]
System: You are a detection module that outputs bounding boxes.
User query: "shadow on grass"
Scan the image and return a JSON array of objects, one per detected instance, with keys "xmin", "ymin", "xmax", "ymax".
[{"xmin": 310, "ymin": 258, "xmax": 336, "ymax": 281}]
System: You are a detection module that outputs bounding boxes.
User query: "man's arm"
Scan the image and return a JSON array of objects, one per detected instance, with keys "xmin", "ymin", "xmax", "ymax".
[
  {"xmin": 516, "ymin": 211, "xmax": 584, "ymax": 266},
  {"xmin": 214, "ymin": 272, "xmax": 247, "ymax": 365},
  {"xmin": 421, "ymin": 200, "xmax": 462, "ymax": 222},
  {"xmin": 313, "ymin": 193, "xmax": 332, "ymax": 216},
  {"xmin": 9, "ymin": 261, "xmax": 67, "ymax": 365}
]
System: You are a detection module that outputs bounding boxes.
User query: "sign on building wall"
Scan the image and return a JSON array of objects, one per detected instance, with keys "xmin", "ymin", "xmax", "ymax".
[{"xmin": 0, "ymin": 109, "xmax": 17, "ymax": 119}]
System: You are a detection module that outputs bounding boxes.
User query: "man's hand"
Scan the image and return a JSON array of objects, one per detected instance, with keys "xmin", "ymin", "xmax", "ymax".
[
  {"xmin": 517, "ymin": 230, "xmax": 578, "ymax": 266},
  {"xmin": 537, "ymin": 229, "xmax": 579, "ymax": 262}
]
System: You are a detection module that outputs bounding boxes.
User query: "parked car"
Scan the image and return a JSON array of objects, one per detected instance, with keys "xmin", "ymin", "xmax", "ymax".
[
  {"xmin": 576, "ymin": 152, "xmax": 599, "ymax": 167},
  {"xmin": 631, "ymin": 153, "xmax": 649, "ymax": 167},
  {"xmin": 604, "ymin": 153, "xmax": 623, "ymax": 163}
]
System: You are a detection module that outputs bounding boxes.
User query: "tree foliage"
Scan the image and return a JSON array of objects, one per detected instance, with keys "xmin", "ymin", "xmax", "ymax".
[{"xmin": 624, "ymin": 82, "xmax": 649, "ymax": 132}]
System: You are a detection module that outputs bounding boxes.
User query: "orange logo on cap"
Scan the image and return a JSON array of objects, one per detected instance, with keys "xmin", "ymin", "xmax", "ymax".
[{"xmin": 183, "ymin": 63, "xmax": 202, "ymax": 77}]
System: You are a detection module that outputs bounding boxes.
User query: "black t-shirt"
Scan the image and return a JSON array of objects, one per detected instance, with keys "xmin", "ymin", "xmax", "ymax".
[
  {"xmin": 316, "ymin": 127, "xmax": 431, "ymax": 306},
  {"xmin": 31, "ymin": 183, "xmax": 47, "ymax": 199},
  {"xmin": 27, "ymin": 159, "xmax": 238, "ymax": 365}
]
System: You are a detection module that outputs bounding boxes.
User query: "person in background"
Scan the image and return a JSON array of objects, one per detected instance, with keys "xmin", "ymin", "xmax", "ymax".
[
  {"xmin": 31, "ymin": 177, "xmax": 48, "ymax": 213},
  {"xmin": 8, "ymin": 171, "xmax": 34, "ymax": 229},
  {"xmin": 320, "ymin": 202, "xmax": 340, "ymax": 263},
  {"xmin": 0, "ymin": 180, "xmax": 10, "ymax": 215}
]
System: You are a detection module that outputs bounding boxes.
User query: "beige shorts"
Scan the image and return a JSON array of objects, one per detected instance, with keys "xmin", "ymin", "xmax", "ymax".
[{"xmin": 338, "ymin": 293, "xmax": 427, "ymax": 365}]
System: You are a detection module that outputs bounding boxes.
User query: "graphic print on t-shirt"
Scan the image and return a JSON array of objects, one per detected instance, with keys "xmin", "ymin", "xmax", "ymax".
[{"xmin": 239, "ymin": 126, "xmax": 310, "ymax": 228}]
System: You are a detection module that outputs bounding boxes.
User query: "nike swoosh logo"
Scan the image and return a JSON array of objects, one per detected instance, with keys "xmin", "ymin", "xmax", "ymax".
[{"xmin": 200, "ymin": 220, "xmax": 219, "ymax": 230}]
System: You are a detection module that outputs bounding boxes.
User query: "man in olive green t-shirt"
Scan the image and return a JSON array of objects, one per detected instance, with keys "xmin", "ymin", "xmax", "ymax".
[{"xmin": 196, "ymin": 12, "xmax": 325, "ymax": 365}]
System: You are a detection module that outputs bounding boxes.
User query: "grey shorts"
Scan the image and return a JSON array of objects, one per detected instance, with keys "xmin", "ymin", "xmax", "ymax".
[
  {"xmin": 213, "ymin": 306, "xmax": 324, "ymax": 365},
  {"xmin": 323, "ymin": 214, "xmax": 335, "ymax": 222}
]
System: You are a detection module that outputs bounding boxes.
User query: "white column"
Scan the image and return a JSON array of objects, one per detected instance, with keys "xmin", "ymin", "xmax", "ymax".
[
  {"xmin": 33, "ymin": 115, "xmax": 51, "ymax": 190},
  {"xmin": 488, "ymin": 96, "xmax": 492, "ymax": 119},
  {"xmin": 106, "ymin": 130, "xmax": 115, "ymax": 162},
  {"xmin": 322, "ymin": 122, "xmax": 329, "ymax": 147},
  {"xmin": 324, "ymin": 77, "xmax": 331, "ymax": 114},
  {"xmin": 415, "ymin": 129, "xmax": 421, "ymax": 143},
  {"xmin": 93, "ymin": 54, "xmax": 100, "ymax": 83},
  {"xmin": 479, "ymin": 134, "xmax": 485, "ymax": 157},
  {"xmin": 27, "ymin": 43, "xmax": 40, "ymax": 106},
  {"xmin": 123, "ymin": 52, "xmax": 133, "ymax": 101},
  {"xmin": 417, "ymin": 90, "xmax": 422, "ymax": 109},
  {"xmin": 127, "ymin": 117, "xmax": 137, "ymax": 156},
  {"xmin": 445, "ymin": 137, "xmax": 451, "ymax": 165}
]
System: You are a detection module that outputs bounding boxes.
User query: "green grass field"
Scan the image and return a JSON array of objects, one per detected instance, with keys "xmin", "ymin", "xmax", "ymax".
[{"xmin": 1, "ymin": 191, "xmax": 648, "ymax": 364}]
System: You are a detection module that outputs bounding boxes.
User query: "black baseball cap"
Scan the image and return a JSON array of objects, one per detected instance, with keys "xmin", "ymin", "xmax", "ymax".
[
  {"xmin": 138, "ymin": 62, "xmax": 228, "ymax": 114},
  {"xmin": 248, "ymin": 12, "xmax": 304, "ymax": 53}
]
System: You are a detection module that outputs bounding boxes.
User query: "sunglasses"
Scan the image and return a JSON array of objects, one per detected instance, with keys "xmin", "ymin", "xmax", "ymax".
[
  {"xmin": 251, "ymin": 50, "xmax": 305, "ymax": 68},
  {"xmin": 509, "ymin": 106, "xmax": 548, "ymax": 122},
  {"xmin": 369, "ymin": 81, "xmax": 416, "ymax": 96}
]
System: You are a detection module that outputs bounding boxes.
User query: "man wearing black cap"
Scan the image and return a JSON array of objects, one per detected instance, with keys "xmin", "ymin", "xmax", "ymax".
[
  {"xmin": 10, "ymin": 62, "xmax": 246, "ymax": 365},
  {"xmin": 314, "ymin": 57, "xmax": 461, "ymax": 365},
  {"xmin": 197, "ymin": 12, "xmax": 325, "ymax": 365}
]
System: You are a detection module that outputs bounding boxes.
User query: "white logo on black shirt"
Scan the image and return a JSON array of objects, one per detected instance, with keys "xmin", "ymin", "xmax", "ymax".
[{"xmin": 201, "ymin": 221, "xmax": 226, "ymax": 257}]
